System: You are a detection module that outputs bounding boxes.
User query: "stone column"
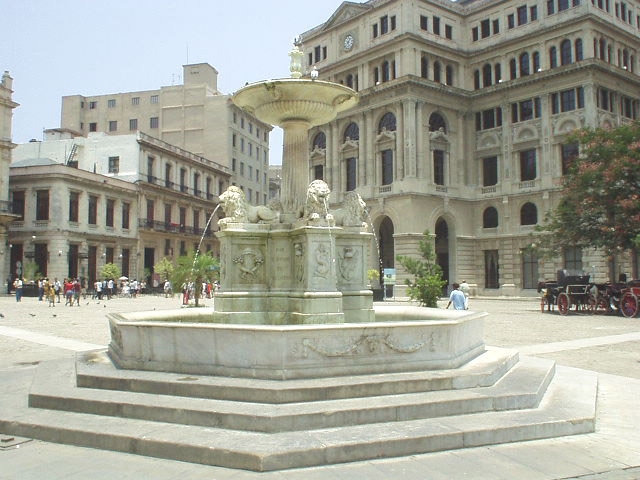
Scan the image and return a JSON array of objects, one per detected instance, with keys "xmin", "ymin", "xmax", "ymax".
[
  {"xmin": 358, "ymin": 112, "xmax": 366, "ymax": 188},
  {"xmin": 396, "ymin": 106, "xmax": 404, "ymax": 180},
  {"xmin": 330, "ymin": 121, "xmax": 340, "ymax": 193},
  {"xmin": 365, "ymin": 110, "xmax": 375, "ymax": 186},
  {"xmin": 281, "ymin": 120, "xmax": 311, "ymax": 215},
  {"xmin": 416, "ymin": 101, "xmax": 424, "ymax": 178},
  {"xmin": 403, "ymin": 99, "xmax": 417, "ymax": 178}
]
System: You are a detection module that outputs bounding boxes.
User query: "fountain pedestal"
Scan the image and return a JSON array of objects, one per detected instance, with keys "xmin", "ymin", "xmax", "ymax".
[{"xmin": 213, "ymin": 222, "xmax": 374, "ymax": 324}]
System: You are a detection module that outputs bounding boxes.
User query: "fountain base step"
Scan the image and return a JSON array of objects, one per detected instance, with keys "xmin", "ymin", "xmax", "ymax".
[{"xmin": 0, "ymin": 349, "xmax": 597, "ymax": 472}]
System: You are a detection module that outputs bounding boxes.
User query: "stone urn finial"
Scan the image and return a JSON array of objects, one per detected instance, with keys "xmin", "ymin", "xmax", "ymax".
[{"xmin": 289, "ymin": 39, "xmax": 304, "ymax": 79}]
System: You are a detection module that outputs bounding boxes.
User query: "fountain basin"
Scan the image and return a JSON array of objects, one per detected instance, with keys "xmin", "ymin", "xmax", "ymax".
[
  {"xmin": 108, "ymin": 307, "xmax": 486, "ymax": 380},
  {"xmin": 232, "ymin": 79, "xmax": 357, "ymax": 126}
]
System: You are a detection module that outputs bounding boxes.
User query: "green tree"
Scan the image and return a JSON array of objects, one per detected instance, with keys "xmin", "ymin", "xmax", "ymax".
[
  {"xmin": 396, "ymin": 230, "xmax": 446, "ymax": 307},
  {"xmin": 23, "ymin": 261, "xmax": 41, "ymax": 282},
  {"xmin": 170, "ymin": 250, "xmax": 220, "ymax": 307},
  {"xmin": 100, "ymin": 263, "xmax": 121, "ymax": 281},
  {"xmin": 536, "ymin": 122, "xmax": 640, "ymax": 257},
  {"xmin": 154, "ymin": 257, "xmax": 175, "ymax": 281}
]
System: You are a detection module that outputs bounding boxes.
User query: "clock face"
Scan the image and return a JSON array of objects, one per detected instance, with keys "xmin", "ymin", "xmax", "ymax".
[{"xmin": 343, "ymin": 34, "xmax": 354, "ymax": 51}]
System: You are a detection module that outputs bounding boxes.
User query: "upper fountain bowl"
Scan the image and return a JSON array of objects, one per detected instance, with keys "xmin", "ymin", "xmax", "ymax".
[{"xmin": 233, "ymin": 78, "xmax": 358, "ymax": 127}]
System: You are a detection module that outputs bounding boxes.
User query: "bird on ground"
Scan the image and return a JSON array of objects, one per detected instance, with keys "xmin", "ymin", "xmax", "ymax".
[
  {"xmin": 0, "ymin": 313, "xmax": 4, "ymax": 318},
  {"xmin": 29, "ymin": 313, "xmax": 35, "ymax": 317}
]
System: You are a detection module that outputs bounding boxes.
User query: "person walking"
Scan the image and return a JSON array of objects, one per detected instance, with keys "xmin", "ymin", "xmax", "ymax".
[
  {"xmin": 446, "ymin": 283, "xmax": 466, "ymax": 310},
  {"xmin": 46, "ymin": 279, "xmax": 56, "ymax": 307},
  {"xmin": 64, "ymin": 279, "xmax": 73, "ymax": 306},
  {"xmin": 72, "ymin": 279, "xmax": 81, "ymax": 306},
  {"xmin": 14, "ymin": 277, "xmax": 23, "ymax": 302},
  {"xmin": 460, "ymin": 280, "xmax": 470, "ymax": 310},
  {"xmin": 54, "ymin": 278, "xmax": 62, "ymax": 304}
]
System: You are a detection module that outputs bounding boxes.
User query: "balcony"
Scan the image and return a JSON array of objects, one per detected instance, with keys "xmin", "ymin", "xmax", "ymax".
[{"xmin": 138, "ymin": 219, "xmax": 212, "ymax": 237}]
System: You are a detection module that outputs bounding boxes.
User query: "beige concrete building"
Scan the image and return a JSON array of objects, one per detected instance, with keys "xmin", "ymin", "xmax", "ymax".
[
  {"xmin": 300, "ymin": 0, "xmax": 639, "ymax": 296},
  {"xmin": 60, "ymin": 63, "xmax": 272, "ymax": 205},
  {"xmin": 0, "ymin": 71, "xmax": 20, "ymax": 286},
  {"xmin": 11, "ymin": 130, "xmax": 230, "ymax": 286}
]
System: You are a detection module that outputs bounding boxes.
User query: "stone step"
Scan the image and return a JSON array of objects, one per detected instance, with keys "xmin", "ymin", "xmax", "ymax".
[
  {"xmin": 0, "ymin": 365, "xmax": 598, "ymax": 472},
  {"xmin": 28, "ymin": 355, "xmax": 555, "ymax": 433},
  {"xmin": 75, "ymin": 347, "xmax": 518, "ymax": 403}
]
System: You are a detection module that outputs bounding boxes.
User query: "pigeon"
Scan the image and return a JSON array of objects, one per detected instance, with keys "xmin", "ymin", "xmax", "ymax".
[
  {"xmin": 104, "ymin": 305, "xmax": 106, "ymax": 308},
  {"xmin": 52, "ymin": 314, "xmax": 57, "ymax": 317},
  {"xmin": 0, "ymin": 313, "xmax": 4, "ymax": 318},
  {"xmin": 29, "ymin": 313, "xmax": 35, "ymax": 317},
  {"xmin": 86, "ymin": 302, "xmax": 89, "ymax": 305}
]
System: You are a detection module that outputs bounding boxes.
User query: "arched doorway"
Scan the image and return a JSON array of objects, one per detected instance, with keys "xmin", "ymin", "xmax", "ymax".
[
  {"xmin": 435, "ymin": 218, "xmax": 449, "ymax": 294},
  {"xmin": 379, "ymin": 216, "xmax": 394, "ymax": 297}
]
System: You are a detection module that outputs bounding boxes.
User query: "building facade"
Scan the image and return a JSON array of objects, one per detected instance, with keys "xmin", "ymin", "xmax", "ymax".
[
  {"xmin": 11, "ymin": 130, "xmax": 230, "ymax": 286},
  {"xmin": 60, "ymin": 63, "xmax": 272, "ymax": 204},
  {"xmin": 300, "ymin": 0, "xmax": 640, "ymax": 296},
  {"xmin": 0, "ymin": 71, "xmax": 20, "ymax": 286}
]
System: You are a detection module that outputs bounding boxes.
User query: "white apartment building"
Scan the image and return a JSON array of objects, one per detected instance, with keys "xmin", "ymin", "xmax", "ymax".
[
  {"xmin": 300, "ymin": 0, "xmax": 640, "ymax": 296},
  {"xmin": 11, "ymin": 130, "xmax": 230, "ymax": 286},
  {"xmin": 60, "ymin": 63, "xmax": 272, "ymax": 205}
]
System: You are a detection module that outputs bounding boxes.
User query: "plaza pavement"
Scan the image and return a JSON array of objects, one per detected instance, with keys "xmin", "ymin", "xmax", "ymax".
[{"xmin": 0, "ymin": 293, "xmax": 639, "ymax": 479}]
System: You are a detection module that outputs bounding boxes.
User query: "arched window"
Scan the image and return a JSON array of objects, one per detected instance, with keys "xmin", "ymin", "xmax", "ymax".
[
  {"xmin": 520, "ymin": 52, "xmax": 530, "ymax": 76},
  {"xmin": 560, "ymin": 39, "xmax": 572, "ymax": 65},
  {"xmin": 575, "ymin": 39, "xmax": 583, "ymax": 61},
  {"xmin": 343, "ymin": 122, "xmax": 359, "ymax": 142},
  {"xmin": 474, "ymin": 70, "xmax": 480, "ymax": 90},
  {"xmin": 483, "ymin": 207, "xmax": 499, "ymax": 228},
  {"xmin": 378, "ymin": 112, "xmax": 397, "ymax": 132},
  {"xmin": 483, "ymin": 64, "xmax": 492, "ymax": 87},
  {"xmin": 510, "ymin": 58, "xmax": 517, "ymax": 79},
  {"xmin": 429, "ymin": 112, "xmax": 447, "ymax": 133},
  {"xmin": 446, "ymin": 65, "xmax": 453, "ymax": 85},
  {"xmin": 421, "ymin": 56, "xmax": 429, "ymax": 78},
  {"xmin": 520, "ymin": 202, "xmax": 538, "ymax": 225},
  {"xmin": 312, "ymin": 132, "xmax": 326, "ymax": 149},
  {"xmin": 382, "ymin": 61, "xmax": 390, "ymax": 82},
  {"xmin": 533, "ymin": 51, "xmax": 541, "ymax": 72},
  {"xmin": 494, "ymin": 63, "xmax": 502, "ymax": 83},
  {"xmin": 434, "ymin": 61, "xmax": 442, "ymax": 83},
  {"xmin": 550, "ymin": 46, "xmax": 558, "ymax": 68}
]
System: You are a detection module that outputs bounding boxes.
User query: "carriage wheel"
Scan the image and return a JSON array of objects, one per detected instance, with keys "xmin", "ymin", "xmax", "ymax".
[
  {"xmin": 620, "ymin": 292, "xmax": 639, "ymax": 318},
  {"xmin": 557, "ymin": 293, "xmax": 571, "ymax": 315}
]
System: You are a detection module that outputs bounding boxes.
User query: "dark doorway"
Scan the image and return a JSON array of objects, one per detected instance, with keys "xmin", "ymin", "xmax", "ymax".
[
  {"xmin": 10, "ymin": 243, "xmax": 23, "ymax": 281},
  {"xmin": 435, "ymin": 218, "xmax": 449, "ymax": 294},
  {"xmin": 379, "ymin": 216, "xmax": 394, "ymax": 297},
  {"xmin": 484, "ymin": 250, "xmax": 499, "ymax": 289},
  {"xmin": 88, "ymin": 246, "xmax": 97, "ymax": 285},
  {"xmin": 34, "ymin": 243, "xmax": 48, "ymax": 277},
  {"xmin": 144, "ymin": 247, "xmax": 155, "ymax": 283},
  {"xmin": 68, "ymin": 244, "xmax": 79, "ymax": 279}
]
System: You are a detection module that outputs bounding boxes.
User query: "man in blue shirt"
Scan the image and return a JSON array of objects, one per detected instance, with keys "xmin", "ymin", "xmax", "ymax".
[{"xmin": 446, "ymin": 283, "xmax": 466, "ymax": 310}]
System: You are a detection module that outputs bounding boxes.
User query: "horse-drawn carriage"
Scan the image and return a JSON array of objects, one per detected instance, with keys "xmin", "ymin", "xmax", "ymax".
[
  {"xmin": 538, "ymin": 270, "xmax": 593, "ymax": 315},
  {"xmin": 538, "ymin": 270, "xmax": 640, "ymax": 317}
]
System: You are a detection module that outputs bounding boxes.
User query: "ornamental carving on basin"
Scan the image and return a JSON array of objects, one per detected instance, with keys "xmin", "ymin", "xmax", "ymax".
[
  {"xmin": 233, "ymin": 248, "xmax": 264, "ymax": 281},
  {"xmin": 338, "ymin": 246, "xmax": 359, "ymax": 282},
  {"xmin": 313, "ymin": 243, "xmax": 331, "ymax": 279},
  {"xmin": 299, "ymin": 333, "xmax": 436, "ymax": 358}
]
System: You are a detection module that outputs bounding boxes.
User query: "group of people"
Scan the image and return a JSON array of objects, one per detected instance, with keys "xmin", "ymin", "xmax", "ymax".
[
  {"xmin": 179, "ymin": 280, "xmax": 220, "ymax": 305},
  {"xmin": 24, "ymin": 277, "xmax": 83, "ymax": 306},
  {"xmin": 446, "ymin": 280, "xmax": 471, "ymax": 310}
]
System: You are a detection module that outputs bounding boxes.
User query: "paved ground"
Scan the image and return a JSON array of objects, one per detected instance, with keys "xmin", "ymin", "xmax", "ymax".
[{"xmin": 1, "ymin": 294, "xmax": 640, "ymax": 479}]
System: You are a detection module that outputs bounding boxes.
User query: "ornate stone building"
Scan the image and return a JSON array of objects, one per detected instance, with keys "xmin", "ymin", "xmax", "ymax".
[
  {"xmin": 0, "ymin": 71, "xmax": 20, "ymax": 285},
  {"xmin": 60, "ymin": 63, "xmax": 272, "ymax": 204},
  {"xmin": 10, "ymin": 130, "xmax": 230, "ymax": 286},
  {"xmin": 300, "ymin": 0, "xmax": 640, "ymax": 296}
]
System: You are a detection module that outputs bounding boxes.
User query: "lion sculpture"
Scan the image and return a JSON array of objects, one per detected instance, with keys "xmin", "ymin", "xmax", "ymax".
[
  {"xmin": 332, "ymin": 191, "xmax": 368, "ymax": 228},
  {"xmin": 300, "ymin": 179, "xmax": 334, "ymax": 225},
  {"xmin": 218, "ymin": 186, "xmax": 279, "ymax": 225}
]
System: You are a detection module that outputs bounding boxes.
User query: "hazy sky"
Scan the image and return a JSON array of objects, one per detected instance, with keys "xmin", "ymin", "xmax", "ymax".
[{"xmin": 1, "ymin": 0, "xmax": 343, "ymax": 164}]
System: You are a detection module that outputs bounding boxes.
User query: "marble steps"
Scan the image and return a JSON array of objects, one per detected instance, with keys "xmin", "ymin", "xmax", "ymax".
[
  {"xmin": 0, "ymin": 365, "xmax": 598, "ymax": 472},
  {"xmin": 75, "ymin": 347, "xmax": 518, "ymax": 404},
  {"xmin": 28, "ymin": 355, "xmax": 555, "ymax": 433}
]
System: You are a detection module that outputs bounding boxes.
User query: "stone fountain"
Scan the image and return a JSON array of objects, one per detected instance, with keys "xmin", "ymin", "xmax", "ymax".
[{"xmin": 0, "ymin": 43, "xmax": 598, "ymax": 472}]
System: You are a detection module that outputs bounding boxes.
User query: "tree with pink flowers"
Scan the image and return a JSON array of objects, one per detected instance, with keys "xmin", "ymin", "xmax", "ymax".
[{"xmin": 537, "ymin": 122, "xmax": 640, "ymax": 256}]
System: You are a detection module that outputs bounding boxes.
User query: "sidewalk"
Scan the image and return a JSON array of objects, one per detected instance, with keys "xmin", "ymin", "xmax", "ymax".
[{"xmin": 0, "ymin": 295, "xmax": 639, "ymax": 479}]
